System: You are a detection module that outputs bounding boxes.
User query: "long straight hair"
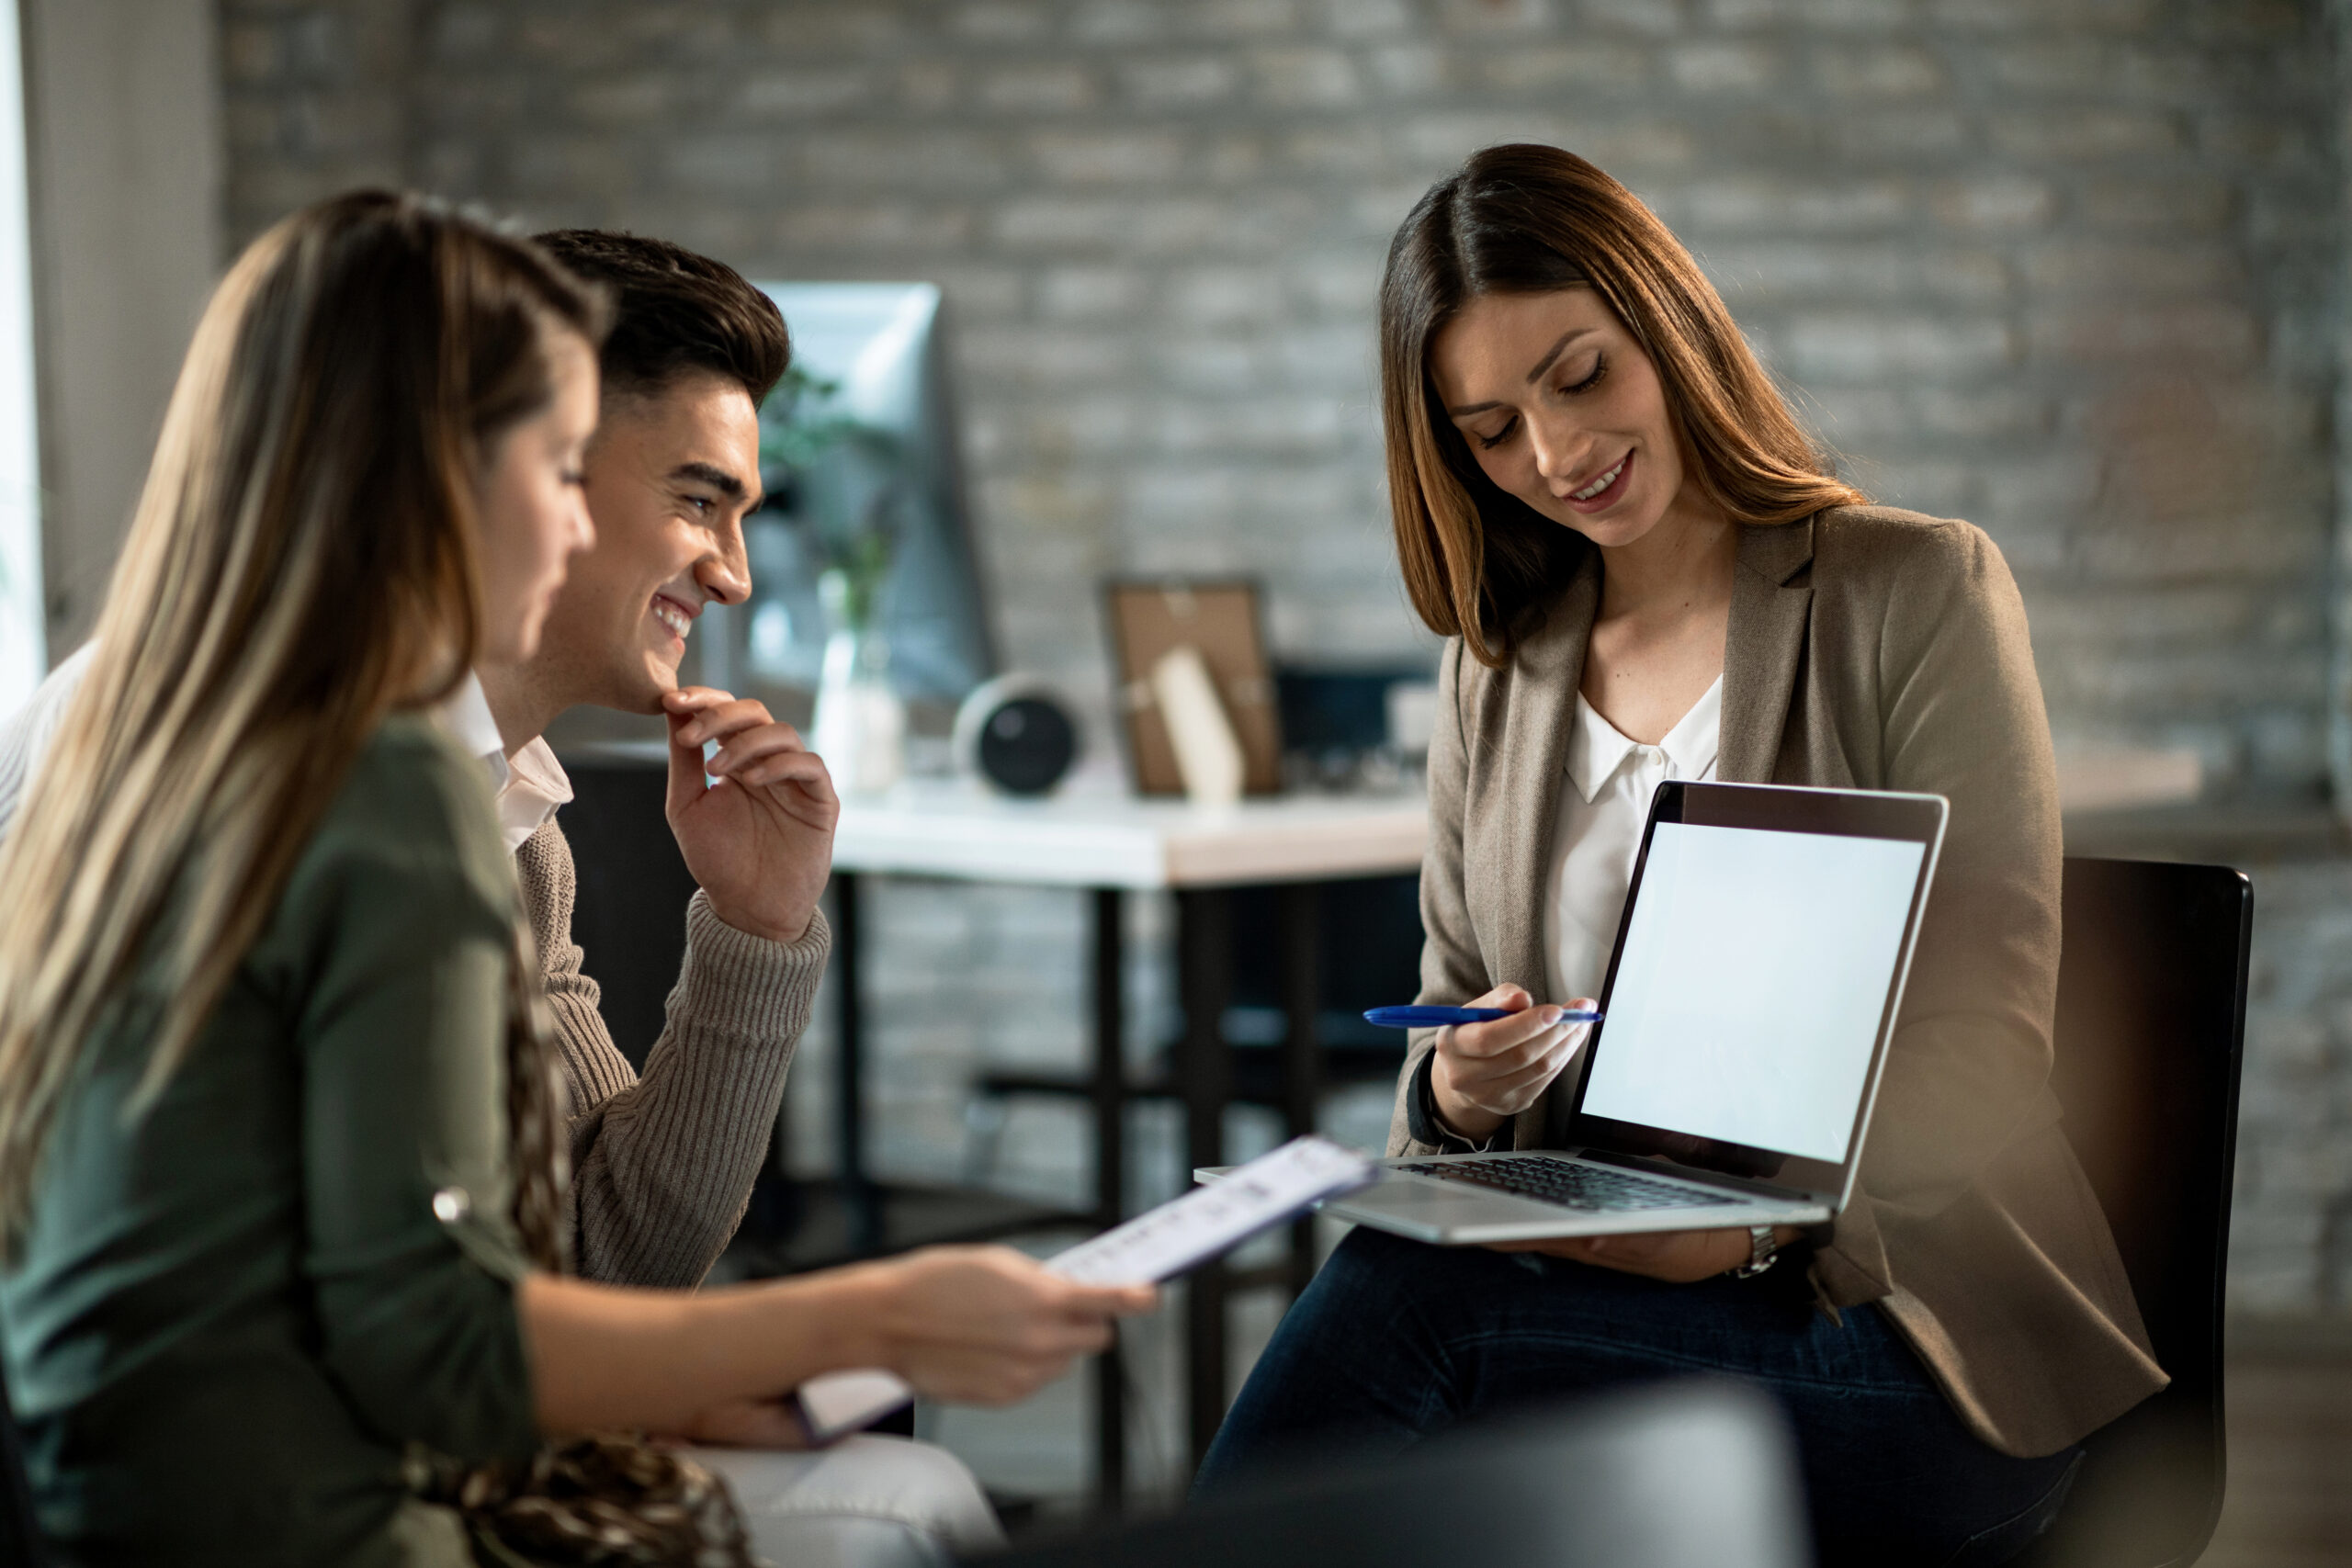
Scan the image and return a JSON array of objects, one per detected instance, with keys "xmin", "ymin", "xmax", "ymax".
[
  {"xmin": 0, "ymin": 192, "xmax": 605, "ymax": 1244},
  {"xmin": 1381, "ymin": 144, "xmax": 1866, "ymax": 667}
]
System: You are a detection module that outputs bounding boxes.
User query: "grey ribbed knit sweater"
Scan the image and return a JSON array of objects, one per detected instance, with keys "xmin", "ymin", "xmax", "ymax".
[{"xmin": 518, "ymin": 818, "xmax": 829, "ymax": 1289}]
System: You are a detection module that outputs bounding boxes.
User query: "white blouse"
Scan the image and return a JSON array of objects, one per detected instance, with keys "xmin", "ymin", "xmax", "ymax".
[{"xmin": 1542, "ymin": 675, "xmax": 1723, "ymax": 1008}]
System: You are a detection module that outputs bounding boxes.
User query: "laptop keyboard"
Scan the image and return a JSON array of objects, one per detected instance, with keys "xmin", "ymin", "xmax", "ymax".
[{"xmin": 1396, "ymin": 1156, "xmax": 1729, "ymax": 1212}]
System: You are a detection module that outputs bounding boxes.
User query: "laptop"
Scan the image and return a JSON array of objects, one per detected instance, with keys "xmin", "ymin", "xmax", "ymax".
[{"xmin": 1321, "ymin": 780, "xmax": 1947, "ymax": 1244}]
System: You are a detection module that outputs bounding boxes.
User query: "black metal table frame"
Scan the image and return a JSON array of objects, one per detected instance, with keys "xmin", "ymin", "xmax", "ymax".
[{"xmin": 827, "ymin": 872, "xmax": 1330, "ymax": 1505}]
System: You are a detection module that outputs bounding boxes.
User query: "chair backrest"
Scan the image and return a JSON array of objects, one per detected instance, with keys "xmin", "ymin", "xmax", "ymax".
[
  {"xmin": 2025, "ymin": 857, "xmax": 2251, "ymax": 1568},
  {"xmin": 0, "ymin": 1345, "xmax": 50, "ymax": 1567}
]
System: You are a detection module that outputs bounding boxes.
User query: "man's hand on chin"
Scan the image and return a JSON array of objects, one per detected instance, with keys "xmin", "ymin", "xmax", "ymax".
[{"xmin": 660, "ymin": 685, "xmax": 839, "ymax": 944}]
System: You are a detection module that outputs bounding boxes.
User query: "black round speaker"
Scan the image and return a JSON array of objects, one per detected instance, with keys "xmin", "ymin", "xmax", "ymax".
[{"xmin": 954, "ymin": 675, "xmax": 1078, "ymax": 796}]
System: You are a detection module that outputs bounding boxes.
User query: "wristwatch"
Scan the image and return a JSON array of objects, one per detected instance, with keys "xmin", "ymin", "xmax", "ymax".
[
  {"xmin": 1728, "ymin": 1224, "xmax": 1780, "ymax": 1279},
  {"xmin": 1408, "ymin": 1049, "xmax": 1504, "ymax": 1155}
]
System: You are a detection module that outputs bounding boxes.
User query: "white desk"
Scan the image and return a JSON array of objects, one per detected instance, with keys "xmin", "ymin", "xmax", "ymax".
[
  {"xmin": 826, "ymin": 776, "xmax": 1428, "ymax": 1486},
  {"xmin": 833, "ymin": 776, "xmax": 1427, "ymax": 888}
]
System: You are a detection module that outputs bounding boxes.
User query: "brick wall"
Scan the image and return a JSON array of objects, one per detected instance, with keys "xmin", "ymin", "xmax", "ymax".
[
  {"xmin": 224, "ymin": 0, "xmax": 2342, "ymax": 793},
  {"xmin": 217, "ymin": 0, "xmax": 2352, "ymax": 1313}
]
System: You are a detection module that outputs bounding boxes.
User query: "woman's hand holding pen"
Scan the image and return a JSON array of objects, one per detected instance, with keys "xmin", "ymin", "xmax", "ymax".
[{"xmin": 1429, "ymin": 984, "xmax": 1598, "ymax": 1143}]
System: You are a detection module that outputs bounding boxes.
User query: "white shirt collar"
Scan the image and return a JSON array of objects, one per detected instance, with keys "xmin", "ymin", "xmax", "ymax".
[
  {"xmin": 500, "ymin": 737, "xmax": 573, "ymax": 852},
  {"xmin": 1566, "ymin": 675, "xmax": 1724, "ymax": 804},
  {"xmin": 434, "ymin": 672, "xmax": 573, "ymax": 852},
  {"xmin": 436, "ymin": 672, "xmax": 509, "ymax": 789}
]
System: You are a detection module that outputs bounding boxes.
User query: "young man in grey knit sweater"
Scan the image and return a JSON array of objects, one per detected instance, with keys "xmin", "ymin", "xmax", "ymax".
[
  {"xmin": 488, "ymin": 228, "xmax": 841, "ymax": 1292},
  {"xmin": 0, "ymin": 231, "xmax": 1113, "ymax": 1562}
]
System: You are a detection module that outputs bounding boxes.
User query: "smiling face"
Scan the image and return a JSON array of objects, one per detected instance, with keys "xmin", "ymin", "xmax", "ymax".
[
  {"xmin": 472, "ymin": 329, "xmax": 599, "ymax": 665},
  {"xmin": 526, "ymin": 369, "xmax": 763, "ymax": 714},
  {"xmin": 1430, "ymin": 287, "xmax": 1716, "ymax": 552}
]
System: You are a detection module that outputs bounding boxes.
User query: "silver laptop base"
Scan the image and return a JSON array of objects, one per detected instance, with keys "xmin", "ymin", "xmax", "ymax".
[{"xmin": 1319, "ymin": 1150, "xmax": 1832, "ymax": 1246}]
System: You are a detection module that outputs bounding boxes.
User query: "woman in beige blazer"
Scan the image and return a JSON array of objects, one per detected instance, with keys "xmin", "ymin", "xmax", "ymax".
[{"xmin": 1196, "ymin": 146, "xmax": 2166, "ymax": 1567}]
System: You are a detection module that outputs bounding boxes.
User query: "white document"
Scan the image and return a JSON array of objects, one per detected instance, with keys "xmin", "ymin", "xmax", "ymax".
[
  {"xmin": 794, "ymin": 1368, "xmax": 918, "ymax": 1444},
  {"xmin": 1046, "ymin": 1134, "xmax": 1374, "ymax": 1284},
  {"xmin": 794, "ymin": 1135, "xmax": 1375, "ymax": 1442}
]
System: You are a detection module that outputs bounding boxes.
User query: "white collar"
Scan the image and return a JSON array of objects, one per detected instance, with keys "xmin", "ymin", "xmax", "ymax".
[
  {"xmin": 436, "ymin": 672, "xmax": 510, "ymax": 788},
  {"xmin": 501, "ymin": 736, "xmax": 573, "ymax": 851},
  {"xmin": 1566, "ymin": 674, "xmax": 1724, "ymax": 804},
  {"xmin": 434, "ymin": 672, "xmax": 572, "ymax": 852}
]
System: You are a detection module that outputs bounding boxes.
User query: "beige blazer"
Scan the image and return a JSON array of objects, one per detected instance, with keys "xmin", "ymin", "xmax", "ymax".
[{"xmin": 1389, "ymin": 505, "xmax": 2166, "ymax": 1459}]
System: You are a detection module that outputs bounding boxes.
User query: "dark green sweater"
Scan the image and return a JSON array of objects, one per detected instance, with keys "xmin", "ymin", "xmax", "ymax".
[{"xmin": 2, "ymin": 715, "xmax": 538, "ymax": 1566}]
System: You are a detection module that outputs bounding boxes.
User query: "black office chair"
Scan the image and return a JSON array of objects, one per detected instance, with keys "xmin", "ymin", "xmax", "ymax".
[
  {"xmin": 558, "ymin": 758, "xmax": 703, "ymax": 1073},
  {"xmin": 974, "ymin": 1380, "xmax": 1812, "ymax": 1568},
  {"xmin": 1, "ymin": 1346, "xmax": 50, "ymax": 1567},
  {"xmin": 2018, "ymin": 857, "xmax": 2253, "ymax": 1568}
]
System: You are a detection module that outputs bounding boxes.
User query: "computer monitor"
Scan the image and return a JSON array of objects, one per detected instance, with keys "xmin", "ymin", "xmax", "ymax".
[{"xmin": 739, "ymin": 281, "xmax": 995, "ymax": 708}]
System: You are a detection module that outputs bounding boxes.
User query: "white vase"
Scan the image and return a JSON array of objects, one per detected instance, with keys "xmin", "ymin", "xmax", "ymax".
[{"xmin": 810, "ymin": 626, "xmax": 904, "ymax": 795}]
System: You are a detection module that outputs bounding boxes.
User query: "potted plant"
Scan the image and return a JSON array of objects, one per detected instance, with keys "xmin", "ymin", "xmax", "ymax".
[{"xmin": 759, "ymin": 365, "xmax": 907, "ymax": 794}]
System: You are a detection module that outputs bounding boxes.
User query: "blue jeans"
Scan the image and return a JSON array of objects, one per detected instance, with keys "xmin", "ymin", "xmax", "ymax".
[{"xmin": 1196, "ymin": 1228, "xmax": 2081, "ymax": 1568}]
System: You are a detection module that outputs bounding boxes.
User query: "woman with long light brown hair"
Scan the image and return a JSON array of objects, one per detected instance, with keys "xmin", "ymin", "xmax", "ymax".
[
  {"xmin": 1195, "ymin": 146, "xmax": 2165, "ymax": 1565},
  {"xmin": 0, "ymin": 192, "xmax": 1149, "ymax": 1567}
]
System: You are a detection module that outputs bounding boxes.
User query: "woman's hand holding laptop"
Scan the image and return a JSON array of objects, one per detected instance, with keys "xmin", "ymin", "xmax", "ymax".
[
  {"xmin": 1488, "ymin": 1222, "xmax": 1801, "ymax": 1280},
  {"xmin": 1429, "ymin": 983, "xmax": 1600, "ymax": 1142}
]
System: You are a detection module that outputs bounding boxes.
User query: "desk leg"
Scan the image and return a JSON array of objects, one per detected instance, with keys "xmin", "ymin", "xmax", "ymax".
[
  {"xmin": 1089, "ymin": 886, "xmax": 1126, "ymax": 1510},
  {"xmin": 831, "ymin": 873, "xmax": 881, "ymax": 1253},
  {"xmin": 1177, "ymin": 886, "xmax": 1234, "ymax": 1473},
  {"xmin": 1277, "ymin": 883, "xmax": 1322, "ymax": 1298}
]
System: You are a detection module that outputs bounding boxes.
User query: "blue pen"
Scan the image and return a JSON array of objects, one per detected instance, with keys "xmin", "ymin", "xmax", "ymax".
[{"xmin": 1363, "ymin": 1004, "xmax": 1603, "ymax": 1029}]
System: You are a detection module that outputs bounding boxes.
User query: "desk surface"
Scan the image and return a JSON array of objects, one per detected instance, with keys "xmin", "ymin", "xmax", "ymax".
[
  {"xmin": 558, "ymin": 744, "xmax": 1430, "ymax": 888},
  {"xmin": 833, "ymin": 778, "xmax": 1428, "ymax": 888}
]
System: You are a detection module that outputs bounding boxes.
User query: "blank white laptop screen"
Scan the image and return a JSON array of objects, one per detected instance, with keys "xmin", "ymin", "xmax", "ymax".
[{"xmin": 1579, "ymin": 821, "xmax": 1927, "ymax": 1164}]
